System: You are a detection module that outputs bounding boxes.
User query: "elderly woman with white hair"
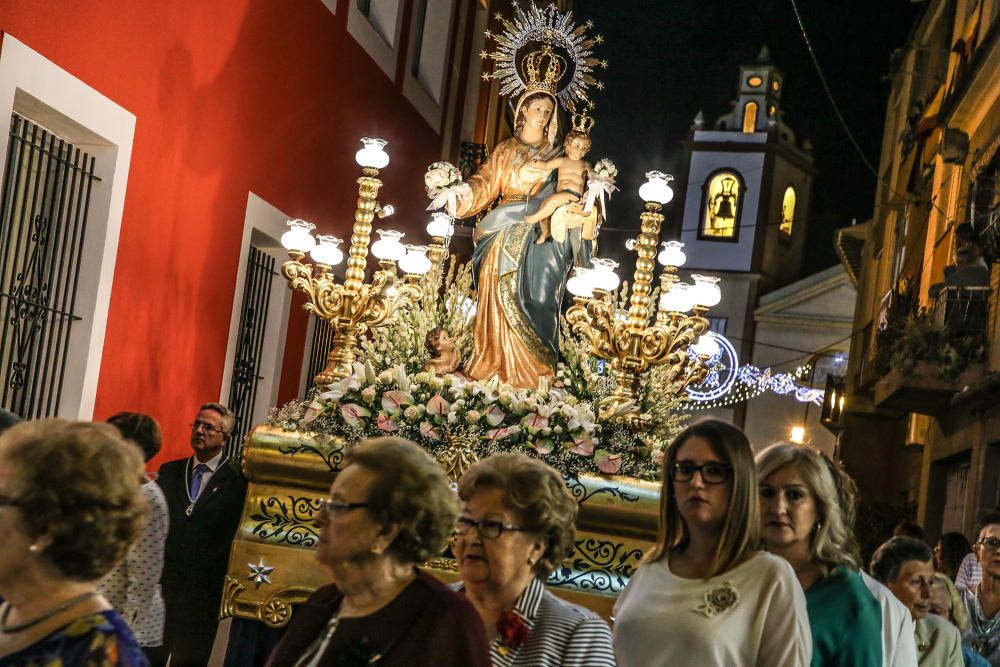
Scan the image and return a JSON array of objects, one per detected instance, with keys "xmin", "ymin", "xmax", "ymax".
[{"xmin": 756, "ymin": 443, "xmax": 882, "ymax": 666}]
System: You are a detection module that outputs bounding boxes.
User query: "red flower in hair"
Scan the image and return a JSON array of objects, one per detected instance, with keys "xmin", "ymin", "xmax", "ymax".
[{"xmin": 496, "ymin": 610, "xmax": 530, "ymax": 653}]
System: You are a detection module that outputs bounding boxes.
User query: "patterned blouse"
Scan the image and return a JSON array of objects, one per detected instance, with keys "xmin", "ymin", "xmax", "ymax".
[
  {"xmin": 98, "ymin": 481, "xmax": 168, "ymax": 646},
  {"xmin": 0, "ymin": 611, "xmax": 148, "ymax": 666}
]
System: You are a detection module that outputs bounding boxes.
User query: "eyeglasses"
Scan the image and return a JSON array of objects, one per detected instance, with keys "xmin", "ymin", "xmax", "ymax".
[
  {"xmin": 321, "ymin": 499, "xmax": 371, "ymax": 517},
  {"xmin": 670, "ymin": 461, "xmax": 732, "ymax": 485},
  {"xmin": 978, "ymin": 537, "xmax": 1000, "ymax": 552},
  {"xmin": 191, "ymin": 421, "xmax": 225, "ymax": 435},
  {"xmin": 455, "ymin": 517, "xmax": 525, "ymax": 540}
]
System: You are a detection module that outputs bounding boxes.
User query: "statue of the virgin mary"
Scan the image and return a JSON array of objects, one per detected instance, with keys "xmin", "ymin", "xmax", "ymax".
[{"xmin": 432, "ymin": 4, "xmax": 606, "ymax": 389}]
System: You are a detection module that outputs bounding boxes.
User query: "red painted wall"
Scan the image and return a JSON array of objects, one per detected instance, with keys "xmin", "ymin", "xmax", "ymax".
[{"xmin": 0, "ymin": 1, "xmax": 443, "ymax": 465}]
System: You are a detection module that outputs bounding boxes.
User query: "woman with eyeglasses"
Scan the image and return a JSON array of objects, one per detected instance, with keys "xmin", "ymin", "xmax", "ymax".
[
  {"xmin": 266, "ymin": 438, "xmax": 489, "ymax": 667},
  {"xmin": 755, "ymin": 443, "xmax": 881, "ymax": 666},
  {"xmin": 452, "ymin": 453, "xmax": 615, "ymax": 666},
  {"xmin": 613, "ymin": 419, "xmax": 811, "ymax": 666},
  {"xmin": 929, "ymin": 573, "xmax": 991, "ymax": 667},
  {"xmin": 961, "ymin": 512, "xmax": 1000, "ymax": 666}
]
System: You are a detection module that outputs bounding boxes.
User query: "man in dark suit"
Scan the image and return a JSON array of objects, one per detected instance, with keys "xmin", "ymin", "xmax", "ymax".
[{"xmin": 152, "ymin": 402, "xmax": 248, "ymax": 667}]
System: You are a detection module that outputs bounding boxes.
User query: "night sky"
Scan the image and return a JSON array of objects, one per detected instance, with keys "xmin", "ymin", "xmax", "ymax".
[{"xmin": 572, "ymin": 0, "xmax": 922, "ymax": 273}]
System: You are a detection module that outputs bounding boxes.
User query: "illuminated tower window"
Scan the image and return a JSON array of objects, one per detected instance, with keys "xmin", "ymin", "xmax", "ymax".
[
  {"xmin": 702, "ymin": 171, "xmax": 742, "ymax": 239},
  {"xmin": 742, "ymin": 101, "xmax": 758, "ymax": 133},
  {"xmin": 780, "ymin": 186, "xmax": 796, "ymax": 236}
]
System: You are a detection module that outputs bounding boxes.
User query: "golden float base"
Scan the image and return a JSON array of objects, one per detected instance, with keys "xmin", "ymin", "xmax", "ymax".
[{"xmin": 221, "ymin": 425, "xmax": 660, "ymax": 626}]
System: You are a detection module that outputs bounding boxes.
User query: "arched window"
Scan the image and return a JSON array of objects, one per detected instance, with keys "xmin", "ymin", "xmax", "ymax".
[
  {"xmin": 742, "ymin": 101, "xmax": 758, "ymax": 133},
  {"xmin": 780, "ymin": 186, "xmax": 796, "ymax": 236},
  {"xmin": 701, "ymin": 171, "xmax": 742, "ymax": 239}
]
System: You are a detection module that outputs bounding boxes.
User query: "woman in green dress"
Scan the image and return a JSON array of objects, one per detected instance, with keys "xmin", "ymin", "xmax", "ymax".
[{"xmin": 756, "ymin": 443, "xmax": 882, "ymax": 666}]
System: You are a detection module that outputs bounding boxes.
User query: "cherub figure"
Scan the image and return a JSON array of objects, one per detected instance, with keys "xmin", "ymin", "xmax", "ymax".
[
  {"xmin": 423, "ymin": 327, "xmax": 463, "ymax": 376},
  {"xmin": 524, "ymin": 129, "xmax": 592, "ymax": 244}
]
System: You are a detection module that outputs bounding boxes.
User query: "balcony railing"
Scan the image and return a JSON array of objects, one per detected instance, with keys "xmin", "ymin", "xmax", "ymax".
[
  {"xmin": 872, "ymin": 284, "xmax": 990, "ymax": 415},
  {"xmin": 932, "ymin": 285, "xmax": 991, "ymax": 336}
]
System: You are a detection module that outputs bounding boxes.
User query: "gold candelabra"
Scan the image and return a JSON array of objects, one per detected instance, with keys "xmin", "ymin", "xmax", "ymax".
[
  {"xmin": 566, "ymin": 172, "xmax": 718, "ymax": 430},
  {"xmin": 280, "ymin": 138, "xmax": 429, "ymax": 387}
]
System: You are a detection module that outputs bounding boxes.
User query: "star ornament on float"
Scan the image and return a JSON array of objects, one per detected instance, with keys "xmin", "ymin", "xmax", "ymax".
[{"xmin": 247, "ymin": 559, "xmax": 275, "ymax": 588}]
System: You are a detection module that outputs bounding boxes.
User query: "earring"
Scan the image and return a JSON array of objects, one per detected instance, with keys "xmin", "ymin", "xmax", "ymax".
[
  {"xmin": 528, "ymin": 557, "xmax": 537, "ymax": 566},
  {"xmin": 28, "ymin": 544, "xmax": 41, "ymax": 553}
]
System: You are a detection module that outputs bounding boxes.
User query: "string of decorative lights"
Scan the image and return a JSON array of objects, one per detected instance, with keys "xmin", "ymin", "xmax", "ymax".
[{"xmin": 682, "ymin": 331, "xmax": 826, "ymax": 410}]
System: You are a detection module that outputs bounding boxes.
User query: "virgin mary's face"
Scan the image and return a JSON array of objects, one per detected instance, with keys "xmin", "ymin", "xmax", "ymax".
[{"xmin": 522, "ymin": 97, "xmax": 554, "ymax": 131}]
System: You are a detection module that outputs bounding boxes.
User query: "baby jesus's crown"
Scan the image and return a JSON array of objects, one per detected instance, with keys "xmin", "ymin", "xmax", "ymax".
[{"xmin": 571, "ymin": 109, "xmax": 595, "ymax": 135}]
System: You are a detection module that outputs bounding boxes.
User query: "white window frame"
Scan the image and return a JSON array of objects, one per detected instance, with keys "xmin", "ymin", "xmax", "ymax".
[
  {"xmin": 402, "ymin": 0, "xmax": 459, "ymax": 132},
  {"xmin": 219, "ymin": 192, "xmax": 293, "ymax": 427},
  {"xmin": 0, "ymin": 34, "xmax": 136, "ymax": 419},
  {"xmin": 347, "ymin": 0, "xmax": 406, "ymax": 80}
]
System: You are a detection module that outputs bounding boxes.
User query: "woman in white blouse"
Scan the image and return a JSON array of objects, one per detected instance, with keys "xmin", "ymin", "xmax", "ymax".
[
  {"xmin": 613, "ymin": 419, "xmax": 811, "ymax": 666},
  {"xmin": 101, "ymin": 412, "xmax": 169, "ymax": 653}
]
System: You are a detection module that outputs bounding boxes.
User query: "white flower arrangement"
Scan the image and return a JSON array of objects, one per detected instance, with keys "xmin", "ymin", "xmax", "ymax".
[
  {"xmin": 424, "ymin": 161, "xmax": 471, "ymax": 217},
  {"xmin": 582, "ymin": 158, "xmax": 619, "ymax": 223},
  {"xmin": 272, "ymin": 360, "xmax": 604, "ymax": 472},
  {"xmin": 594, "ymin": 158, "xmax": 618, "ymax": 181},
  {"xmin": 424, "ymin": 161, "xmax": 461, "ymax": 191}
]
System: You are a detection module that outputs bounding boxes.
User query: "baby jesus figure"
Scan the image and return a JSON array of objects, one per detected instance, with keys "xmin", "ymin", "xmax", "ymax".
[{"xmin": 524, "ymin": 129, "xmax": 592, "ymax": 244}]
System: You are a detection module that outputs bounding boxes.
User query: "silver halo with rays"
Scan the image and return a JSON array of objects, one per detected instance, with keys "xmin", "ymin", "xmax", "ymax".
[{"xmin": 480, "ymin": 2, "xmax": 607, "ymax": 109}]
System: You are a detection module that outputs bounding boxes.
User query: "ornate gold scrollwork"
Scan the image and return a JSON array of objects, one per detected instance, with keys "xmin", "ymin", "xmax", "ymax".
[{"xmin": 435, "ymin": 431, "xmax": 480, "ymax": 482}]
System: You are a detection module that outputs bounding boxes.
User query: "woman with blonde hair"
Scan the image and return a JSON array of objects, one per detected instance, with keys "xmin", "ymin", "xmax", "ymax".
[
  {"xmin": 932, "ymin": 572, "xmax": 992, "ymax": 666},
  {"xmin": 756, "ymin": 442, "xmax": 881, "ymax": 665},
  {"xmin": 613, "ymin": 419, "xmax": 811, "ymax": 666}
]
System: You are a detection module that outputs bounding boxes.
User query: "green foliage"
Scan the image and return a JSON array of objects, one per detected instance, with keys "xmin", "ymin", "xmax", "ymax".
[
  {"xmin": 359, "ymin": 257, "xmax": 475, "ymax": 374},
  {"xmin": 874, "ymin": 285, "xmax": 983, "ymax": 382}
]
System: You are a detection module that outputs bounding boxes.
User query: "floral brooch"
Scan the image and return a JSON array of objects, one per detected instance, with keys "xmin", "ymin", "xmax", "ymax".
[
  {"xmin": 496, "ymin": 610, "xmax": 530, "ymax": 656},
  {"xmin": 693, "ymin": 580, "xmax": 740, "ymax": 618}
]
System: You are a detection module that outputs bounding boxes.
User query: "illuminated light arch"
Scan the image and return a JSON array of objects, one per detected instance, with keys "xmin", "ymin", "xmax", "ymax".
[{"xmin": 685, "ymin": 332, "xmax": 739, "ymax": 402}]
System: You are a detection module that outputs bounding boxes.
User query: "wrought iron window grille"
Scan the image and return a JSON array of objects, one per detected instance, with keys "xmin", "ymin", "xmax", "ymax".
[{"xmin": 0, "ymin": 114, "xmax": 99, "ymax": 419}]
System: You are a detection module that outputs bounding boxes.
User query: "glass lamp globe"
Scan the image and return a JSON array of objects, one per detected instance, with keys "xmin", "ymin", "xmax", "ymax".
[
  {"xmin": 660, "ymin": 282, "xmax": 693, "ymax": 313},
  {"xmin": 589, "ymin": 258, "xmax": 621, "ymax": 292},
  {"xmin": 658, "ymin": 240, "xmax": 686, "ymax": 267},
  {"xmin": 638, "ymin": 171, "xmax": 675, "ymax": 204},
  {"xmin": 693, "ymin": 333, "xmax": 721, "ymax": 358},
  {"xmin": 566, "ymin": 267, "xmax": 595, "ymax": 298},
  {"xmin": 311, "ymin": 235, "xmax": 344, "ymax": 266},
  {"xmin": 426, "ymin": 212, "xmax": 454, "ymax": 238},
  {"xmin": 355, "ymin": 137, "xmax": 390, "ymax": 169},
  {"xmin": 371, "ymin": 229, "xmax": 406, "ymax": 261},
  {"xmin": 690, "ymin": 274, "xmax": 722, "ymax": 307},
  {"xmin": 280, "ymin": 219, "xmax": 317, "ymax": 253},
  {"xmin": 399, "ymin": 245, "xmax": 432, "ymax": 275}
]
